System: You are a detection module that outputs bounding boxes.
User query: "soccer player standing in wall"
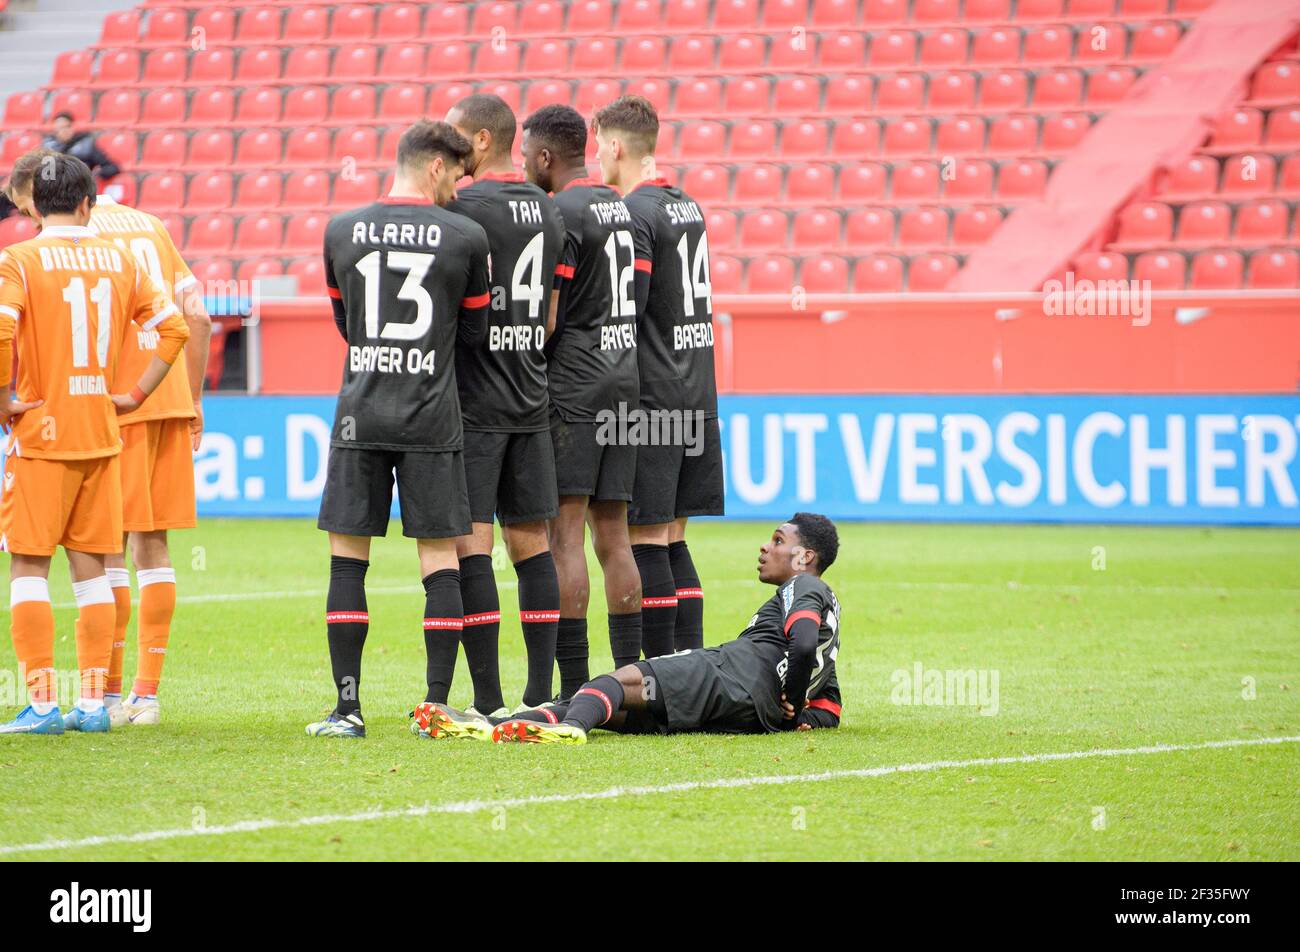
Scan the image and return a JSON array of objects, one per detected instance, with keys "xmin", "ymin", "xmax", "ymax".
[
  {"xmin": 592, "ymin": 97, "xmax": 724, "ymax": 660},
  {"xmin": 520, "ymin": 105, "xmax": 648, "ymax": 698},
  {"xmin": 441, "ymin": 94, "xmax": 565, "ymax": 718},
  {"xmin": 307, "ymin": 121, "xmax": 491, "ymax": 739}
]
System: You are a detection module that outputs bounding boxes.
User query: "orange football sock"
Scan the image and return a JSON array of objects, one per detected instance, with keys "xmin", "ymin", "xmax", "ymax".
[
  {"xmin": 10, "ymin": 578, "xmax": 55, "ymax": 707},
  {"xmin": 134, "ymin": 568, "xmax": 176, "ymax": 697},
  {"xmin": 105, "ymin": 568, "xmax": 132, "ymax": 696},
  {"xmin": 72, "ymin": 576, "xmax": 116, "ymax": 704}
]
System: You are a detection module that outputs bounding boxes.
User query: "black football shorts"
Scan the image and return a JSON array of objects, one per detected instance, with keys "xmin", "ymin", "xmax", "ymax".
[
  {"xmin": 629, "ymin": 414, "xmax": 724, "ymax": 526},
  {"xmin": 640, "ymin": 641, "xmax": 782, "ymax": 735},
  {"xmin": 549, "ymin": 406, "xmax": 636, "ymax": 502},
  {"xmin": 317, "ymin": 446, "xmax": 470, "ymax": 539},
  {"xmin": 463, "ymin": 429, "xmax": 559, "ymax": 526}
]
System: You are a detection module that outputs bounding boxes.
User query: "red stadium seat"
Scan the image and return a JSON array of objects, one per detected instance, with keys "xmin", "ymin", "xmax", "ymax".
[
  {"xmin": 1024, "ymin": 27, "xmax": 1071, "ymax": 65},
  {"xmin": 332, "ymin": 127, "xmax": 377, "ymax": 166},
  {"xmin": 3, "ymin": 92, "xmax": 42, "ymax": 128},
  {"xmin": 746, "ymin": 255, "xmax": 796, "ymax": 292},
  {"xmin": 143, "ymin": 49, "xmax": 186, "ymax": 85},
  {"xmin": 236, "ymin": 6, "xmax": 283, "ymax": 44},
  {"xmin": 236, "ymin": 47, "xmax": 282, "ymax": 84},
  {"xmin": 831, "ymin": 119, "xmax": 881, "ymax": 156},
  {"xmin": 1158, "ymin": 154, "xmax": 1219, "ymax": 197},
  {"xmin": 1176, "ymin": 201, "xmax": 1232, "ymax": 245},
  {"xmin": 334, "ymin": 46, "xmax": 379, "ymax": 81},
  {"xmin": 929, "ymin": 72, "xmax": 977, "ymax": 109},
  {"xmin": 1116, "ymin": 201, "xmax": 1174, "ymax": 245},
  {"xmin": 1042, "ymin": 113, "xmax": 1092, "ymax": 151},
  {"xmin": 1133, "ymin": 251, "xmax": 1186, "ymax": 289},
  {"xmin": 1073, "ymin": 252, "xmax": 1130, "ymax": 283},
  {"xmin": 821, "ymin": 33, "xmax": 867, "ymax": 69},
  {"xmin": 1019, "ymin": 0, "xmax": 1065, "ymax": 20},
  {"xmin": 238, "ymin": 257, "xmax": 287, "ymax": 284},
  {"xmin": 710, "ymin": 255, "xmax": 744, "ymax": 294},
  {"xmin": 763, "ymin": 0, "xmax": 809, "ymax": 27},
  {"xmin": 716, "ymin": 0, "xmax": 760, "ymax": 28},
  {"xmin": 477, "ymin": 81, "xmax": 523, "ymax": 114},
  {"xmin": 284, "ymin": 86, "xmax": 329, "ymax": 124},
  {"xmin": 1086, "ymin": 67, "xmax": 1138, "ymax": 105},
  {"xmin": 519, "ymin": 0, "xmax": 566, "ymax": 33},
  {"xmin": 1075, "ymin": 23, "xmax": 1123, "ymax": 66},
  {"xmin": 190, "ymin": 88, "xmax": 235, "ymax": 124},
  {"xmin": 722, "ymin": 35, "xmax": 771, "ymax": 71},
  {"xmin": 1233, "ymin": 199, "xmax": 1289, "ymax": 244},
  {"xmin": 570, "ymin": 0, "xmax": 614, "ymax": 30},
  {"xmin": 771, "ymin": 34, "xmax": 817, "ymax": 70},
  {"xmin": 1, "ymin": 131, "xmax": 42, "ymax": 166},
  {"xmin": 908, "ymin": 253, "xmax": 959, "ymax": 290},
  {"xmin": 946, "ymin": 159, "xmax": 995, "ymax": 199},
  {"xmin": 1246, "ymin": 249, "xmax": 1300, "ymax": 288},
  {"xmin": 1264, "ymin": 107, "xmax": 1300, "ymax": 146},
  {"xmin": 936, "ymin": 117, "xmax": 985, "ymax": 155},
  {"xmin": 780, "ymin": 120, "xmax": 830, "ymax": 157},
  {"xmin": 997, "ymin": 159, "xmax": 1049, "ymax": 198},
  {"xmin": 0, "ymin": 216, "xmax": 39, "ymax": 248},
  {"xmin": 899, "ymin": 207, "xmax": 949, "ymax": 246},
  {"xmin": 730, "ymin": 120, "xmax": 779, "ymax": 157},
  {"xmin": 236, "ymin": 87, "xmax": 283, "ymax": 125},
  {"xmin": 186, "ymin": 215, "xmax": 235, "ymax": 255},
  {"xmin": 52, "ymin": 50, "xmax": 95, "ymax": 86},
  {"xmin": 1033, "ymin": 69, "xmax": 1084, "ymax": 107},
  {"xmin": 284, "ymin": 128, "xmax": 329, "ymax": 166},
  {"xmin": 621, "ymin": 36, "xmax": 666, "ymax": 72},
  {"xmin": 870, "ymin": 32, "xmax": 918, "ymax": 68},
  {"xmin": 379, "ymin": 84, "xmax": 427, "ymax": 122},
  {"xmin": 1188, "ymin": 250, "xmax": 1244, "ymax": 289},
  {"xmin": 723, "ymin": 76, "xmax": 772, "ymax": 114},
  {"xmin": 825, "ymin": 75, "xmax": 872, "ymax": 112},
  {"xmin": 284, "ymin": 5, "xmax": 329, "ymax": 42},
  {"xmin": 1132, "ymin": 22, "xmax": 1184, "ymax": 60},
  {"xmin": 739, "ymin": 210, "xmax": 788, "ymax": 249},
  {"xmin": 1211, "ymin": 108, "xmax": 1264, "ymax": 150},
  {"xmin": 95, "ymin": 49, "xmax": 141, "ymax": 87},
  {"xmin": 1281, "ymin": 154, "xmax": 1300, "ymax": 194},
  {"xmin": 193, "ymin": 7, "xmax": 236, "ymax": 44},
  {"xmin": 773, "ymin": 77, "xmax": 822, "ymax": 113},
  {"xmin": 1220, "ymin": 154, "xmax": 1276, "ymax": 194},
  {"xmin": 883, "ymin": 117, "xmax": 931, "ymax": 155},
  {"xmin": 235, "ymin": 171, "xmax": 281, "ymax": 209},
  {"xmin": 792, "ymin": 209, "xmax": 842, "ymax": 248},
  {"xmin": 575, "ymin": 79, "xmax": 623, "ymax": 114},
  {"xmin": 853, "ymin": 254, "xmax": 905, "ymax": 292},
  {"xmin": 841, "ymin": 162, "xmax": 889, "ymax": 200},
  {"xmin": 677, "ymin": 79, "xmax": 724, "ymax": 116},
  {"xmin": 1064, "ymin": 0, "xmax": 1108, "ymax": 13},
  {"xmin": 1121, "ymin": 0, "xmax": 1169, "ymax": 12},
  {"xmin": 334, "ymin": 169, "xmax": 382, "ymax": 207},
  {"xmin": 892, "ymin": 161, "xmax": 941, "ymax": 199},
  {"xmin": 971, "ymin": 29, "xmax": 1020, "ymax": 66},
  {"xmin": 429, "ymin": 82, "xmax": 475, "ymax": 118},
  {"xmin": 190, "ymin": 258, "xmax": 234, "ymax": 286},
  {"xmin": 670, "ymin": 36, "xmax": 716, "ymax": 73},
  {"xmin": 288, "ymin": 257, "xmax": 328, "ymax": 295},
  {"xmin": 952, "ymin": 206, "xmax": 1004, "ymax": 245},
  {"xmin": 706, "ymin": 210, "xmax": 739, "ymax": 250},
  {"xmin": 136, "ymin": 90, "xmax": 181, "ymax": 127},
  {"xmin": 919, "ymin": 30, "xmax": 968, "ymax": 67},
  {"xmin": 188, "ymin": 130, "xmax": 233, "ymax": 167},
  {"xmin": 787, "ymin": 163, "xmax": 837, "ymax": 201},
  {"xmin": 735, "ymin": 165, "xmax": 784, "ymax": 203},
  {"xmin": 1251, "ymin": 62, "xmax": 1300, "ymax": 103},
  {"xmin": 51, "ymin": 90, "xmax": 94, "ymax": 124},
  {"xmin": 285, "ymin": 47, "xmax": 331, "ymax": 83},
  {"xmin": 98, "ymin": 10, "xmax": 140, "ymax": 46},
  {"xmin": 381, "ymin": 43, "xmax": 428, "ymax": 80},
  {"xmin": 190, "ymin": 49, "xmax": 235, "ymax": 84},
  {"xmin": 139, "ymin": 130, "xmax": 186, "ymax": 169},
  {"xmin": 283, "ymin": 171, "xmax": 330, "ymax": 208},
  {"xmin": 801, "ymin": 255, "xmax": 850, "ymax": 292},
  {"xmin": 523, "ymin": 39, "xmax": 570, "ymax": 74},
  {"xmin": 876, "ymin": 74, "xmax": 925, "ymax": 111},
  {"xmin": 426, "ymin": 3, "xmax": 470, "ymax": 36},
  {"xmin": 915, "ymin": 0, "xmax": 961, "ymax": 21},
  {"xmin": 846, "ymin": 208, "xmax": 896, "ymax": 247},
  {"xmin": 979, "ymin": 70, "xmax": 1029, "ymax": 109},
  {"xmin": 138, "ymin": 172, "xmax": 187, "ymax": 213},
  {"xmin": 524, "ymin": 80, "xmax": 572, "ymax": 114},
  {"xmin": 378, "ymin": 3, "xmax": 425, "ymax": 39},
  {"xmin": 624, "ymin": 79, "xmax": 671, "ymax": 112},
  {"xmin": 681, "ymin": 165, "xmax": 730, "ymax": 202},
  {"xmin": 863, "ymin": 0, "xmax": 908, "ymax": 23},
  {"xmin": 328, "ymin": 4, "xmax": 375, "ymax": 40},
  {"xmin": 236, "ymin": 213, "xmax": 285, "ymax": 253},
  {"xmin": 679, "ymin": 121, "xmax": 727, "ymax": 158},
  {"xmin": 476, "ymin": 42, "xmax": 521, "ymax": 75}
]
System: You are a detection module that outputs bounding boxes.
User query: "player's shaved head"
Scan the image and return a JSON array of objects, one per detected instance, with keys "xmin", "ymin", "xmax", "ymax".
[
  {"xmin": 592, "ymin": 95, "xmax": 659, "ymax": 158},
  {"xmin": 32, "ymin": 152, "xmax": 95, "ymax": 218},
  {"xmin": 448, "ymin": 94, "xmax": 517, "ymax": 156},
  {"xmin": 396, "ymin": 119, "xmax": 473, "ymax": 174},
  {"xmin": 5, "ymin": 148, "xmax": 59, "ymax": 204},
  {"xmin": 788, "ymin": 513, "xmax": 839, "ymax": 574}
]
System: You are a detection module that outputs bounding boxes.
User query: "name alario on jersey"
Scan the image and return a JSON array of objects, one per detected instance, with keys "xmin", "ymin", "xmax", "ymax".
[
  {"xmin": 447, "ymin": 174, "xmax": 564, "ymax": 432},
  {"xmin": 324, "ymin": 199, "xmax": 490, "ymax": 451}
]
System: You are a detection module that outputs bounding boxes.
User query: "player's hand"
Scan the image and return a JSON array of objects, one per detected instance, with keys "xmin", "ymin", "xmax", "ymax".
[
  {"xmin": 0, "ymin": 396, "xmax": 42, "ymax": 433},
  {"xmin": 795, "ymin": 721, "xmax": 812, "ymax": 732},
  {"xmin": 780, "ymin": 693, "xmax": 797, "ymax": 721},
  {"xmin": 189, "ymin": 401, "xmax": 204, "ymax": 450},
  {"xmin": 110, "ymin": 392, "xmax": 142, "ymax": 413}
]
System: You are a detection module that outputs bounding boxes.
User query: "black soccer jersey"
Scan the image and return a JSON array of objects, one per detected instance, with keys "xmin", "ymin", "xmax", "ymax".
[
  {"xmin": 624, "ymin": 179, "xmax": 718, "ymax": 418},
  {"xmin": 447, "ymin": 173, "xmax": 565, "ymax": 432},
  {"xmin": 547, "ymin": 177, "xmax": 648, "ymax": 423},
  {"xmin": 740, "ymin": 573, "xmax": 841, "ymax": 705},
  {"xmin": 324, "ymin": 197, "xmax": 491, "ymax": 451}
]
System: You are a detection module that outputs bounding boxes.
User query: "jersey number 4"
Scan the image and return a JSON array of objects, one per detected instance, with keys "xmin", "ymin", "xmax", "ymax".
[{"xmin": 356, "ymin": 250, "xmax": 435, "ymax": 340}]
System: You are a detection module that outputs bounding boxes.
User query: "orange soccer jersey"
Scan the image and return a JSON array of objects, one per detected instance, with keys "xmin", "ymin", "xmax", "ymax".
[
  {"xmin": 92, "ymin": 197, "xmax": 199, "ymax": 426},
  {"xmin": 0, "ymin": 225, "xmax": 189, "ymax": 461}
]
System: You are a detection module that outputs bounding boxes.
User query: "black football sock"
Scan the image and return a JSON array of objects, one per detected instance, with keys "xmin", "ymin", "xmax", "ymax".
[
  {"xmin": 422, "ymin": 568, "xmax": 463, "ymax": 704},
  {"xmin": 669, "ymin": 540, "xmax": 704, "ymax": 651},
  {"xmin": 632, "ymin": 543, "xmax": 676, "ymax": 658},
  {"xmin": 515, "ymin": 551, "xmax": 560, "ymax": 706},
  {"xmin": 608, "ymin": 611, "xmax": 642, "ymax": 670},
  {"xmin": 562, "ymin": 674, "xmax": 624, "ymax": 733},
  {"xmin": 508, "ymin": 702, "xmax": 569, "ymax": 724},
  {"xmin": 326, "ymin": 556, "xmax": 369, "ymax": 716},
  {"xmin": 555, "ymin": 617, "xmax": 589, "ymax": 700},
  {"xmin": 458, "ymin": 555, "xmax": 504, "ymax": 714}
]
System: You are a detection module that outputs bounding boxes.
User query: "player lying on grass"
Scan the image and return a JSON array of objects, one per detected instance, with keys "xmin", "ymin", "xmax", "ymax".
[{"xmin": 411, "ymin": 513, "xmax": 843, "ymax": 744}]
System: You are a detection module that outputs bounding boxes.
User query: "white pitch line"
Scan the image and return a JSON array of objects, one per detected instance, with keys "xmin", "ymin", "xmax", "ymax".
[{"xmin": 0, "ymin": 735, "xmax": 1295, "ymax": 857}]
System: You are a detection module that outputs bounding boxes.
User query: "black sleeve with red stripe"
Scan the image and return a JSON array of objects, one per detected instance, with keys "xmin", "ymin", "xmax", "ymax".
[
  {"xmin": 457, "ymin": 226, "xmax": 492, "ymax": 349},
  {"xmin": 545, "ymin": 233, "xmax": 579, "ymax": 358},
  {"xmin": 324, "ymin": 235, "xmax": 347, "ymax": 341},
  {"xmin": 781, "ymin": 615, "xmax": 821, "ymax": 727},
  {"xmin": 631, "ymin": 202, "xmax": 655, "ymax": 321}
]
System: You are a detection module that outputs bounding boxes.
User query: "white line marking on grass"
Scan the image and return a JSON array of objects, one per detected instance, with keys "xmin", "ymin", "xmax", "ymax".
[{"xmin": 1, "ymin": 735, "xmax": 1295, "ymax": 857}]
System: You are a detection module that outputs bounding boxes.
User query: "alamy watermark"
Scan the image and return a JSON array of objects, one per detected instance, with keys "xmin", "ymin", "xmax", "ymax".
[
  {"xmin": 890, "ymin": 661, "xmax": 1000, "ymax": 716},
  {"xmin": 1043, "ymin": 273, "xmax": 1152, "ymax": 327},
  {"xmin": 595, "ymin": 401, "xmax": 705, "ymax": 457}
]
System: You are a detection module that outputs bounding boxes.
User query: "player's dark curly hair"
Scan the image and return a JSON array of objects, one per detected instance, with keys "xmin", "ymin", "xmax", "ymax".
[
  {"xmin": 521, "ymin": 104, "xmax": 588, "ymax": 162},
  {"xmin": 592, "ymin": 95, "xmax": 659, "ymax": 156},
  {"xmin": 452, "ymin": 93, "xmax": 517, "ymax": 154},
  {"xmin": 790, "ymin": 513, "xmax": 839, "ymax": 574},
  {"xmin": 32, "ymin": 152, "xmax": 95, "ymax": 217},
  {"xmin": 396, "ymin": 119, "xmax": 473, "ymax": 172}
]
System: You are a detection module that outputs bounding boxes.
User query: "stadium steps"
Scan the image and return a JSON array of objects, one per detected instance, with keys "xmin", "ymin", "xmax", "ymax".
[{"xmin": 0, "ymin": 0, "xmax": 136, "ymax": 104}]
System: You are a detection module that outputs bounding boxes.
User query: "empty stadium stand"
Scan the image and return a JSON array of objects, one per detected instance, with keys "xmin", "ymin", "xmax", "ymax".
[{"xmin": 0, "ymin": 0, "xmax": 1296, "ymax": 294}]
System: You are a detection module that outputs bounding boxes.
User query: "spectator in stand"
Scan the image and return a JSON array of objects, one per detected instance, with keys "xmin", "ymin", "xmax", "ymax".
[{"xmin": 41, "ymin": 112, "xmax": 120, "ymax": 185}]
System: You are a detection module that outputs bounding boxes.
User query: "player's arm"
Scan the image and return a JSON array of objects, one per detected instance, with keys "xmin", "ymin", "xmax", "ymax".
[
  {"xmin": 795, "ymin": 703, "xmax": 840, "ymax": 731},
  {"xmin": 457, "ymin": 228, "xmax": 491, "ymax": 348},
  {"xmin": 324, "ymin": 234, "xmax": 348, "ymax": 341},
  {"xmin": 160, "ymin": 225, "xmax": 213, "ymax": 448},
  {"xmin": 111, "ymin": 269, "xmax": 191, "ymax": 413},
  {"xmin": 0, "ymin": 252, "xmax": 42, "ymax": 429},
  {"xmin": 630, "ymin": 204, "xmax": 655, "ymax": 319},
  {"xmin": 546, "ymin": 230, "xmax": 578, "ymax": 355},
  {"xmin": 779, "ymin": 577, "xmax": 829, "ymax": 728}
]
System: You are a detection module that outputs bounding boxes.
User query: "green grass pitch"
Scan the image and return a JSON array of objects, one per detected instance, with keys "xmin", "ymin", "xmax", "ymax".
[{"xmin": 0, "ymin": 519, "xmax": 1296, "ymax": 861}]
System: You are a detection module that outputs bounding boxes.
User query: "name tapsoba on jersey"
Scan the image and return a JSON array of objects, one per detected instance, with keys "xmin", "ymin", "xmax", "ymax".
[
  {"xmin": 744, "ymin": 573, "xmax": 842, "ymax": 707},
  {"xmin": 624, "ymin": 179, "xmax": 718, "ymax": 418},
  {"xmin": 547, "ymin": 179, "xmax": 649, "ymax": 422},
  {"xmin": 447, "ymin": 174, "xmax": 564, "ymax": 433},
  {"xmin": 324, "ymin": 199, "xmax": 490, "ymax": 451}
]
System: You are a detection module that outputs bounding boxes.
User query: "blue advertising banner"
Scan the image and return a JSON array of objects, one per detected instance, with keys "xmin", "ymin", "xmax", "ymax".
[{"xmin": 194, "ymin": 394, "xmax": 1300, "ymax": 524}]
